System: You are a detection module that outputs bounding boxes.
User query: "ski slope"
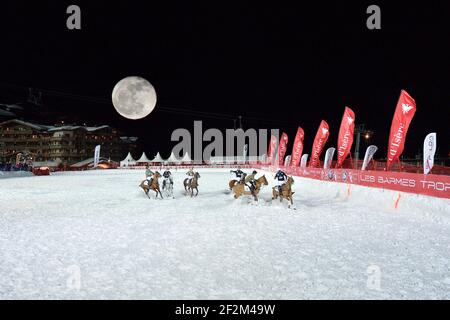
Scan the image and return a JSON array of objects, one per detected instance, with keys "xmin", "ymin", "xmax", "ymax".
[{"xmin": 0, "ymin": 168, "xmax": 449, "ymax": 299}]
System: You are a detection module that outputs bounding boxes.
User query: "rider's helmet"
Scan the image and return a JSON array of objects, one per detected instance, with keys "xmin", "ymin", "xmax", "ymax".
[{"xmin": 253, "ymin": 170, "xmax": 257, "ymax": 175}]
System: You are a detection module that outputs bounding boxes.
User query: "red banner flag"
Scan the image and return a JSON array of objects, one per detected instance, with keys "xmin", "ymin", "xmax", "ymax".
[
  {"xmin": 267, "ymin": 135, "xmax": 278, "ymax": 164},
  {"xmin": 309, "ymin": 120, "xmax": 330, "ymax": 168},
  {"xmin": 290, "ymin": 127, "xmax": 305, "ymax": 167},
  {"xmin": 278, "ymin": 133, "xmax": 289, "ymax": 166},
  {"xmin": 336, "ymin": 107, "xmax": 355, "ymax": 167},
  {"xmin": 387, "ymin": 90, "xmax": 417, "ymax": 170}
]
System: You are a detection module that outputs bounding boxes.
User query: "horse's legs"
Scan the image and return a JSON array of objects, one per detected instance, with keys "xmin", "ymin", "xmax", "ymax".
[
  {"xmin": 141, "ymin": 185, "xmax": 150, "ymax": 199},
  {"xmin": 194, "ymin": 188, "xmax": 199, "ymax": 197},
  {"xmin": 272, "ymin": 189, "xmax": 278, "ymax": 200}
]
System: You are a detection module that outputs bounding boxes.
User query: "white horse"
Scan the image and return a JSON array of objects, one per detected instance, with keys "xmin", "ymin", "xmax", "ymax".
[{"xmin": 162, "ymin": 177, "xmax": 174, "ymax": 199}]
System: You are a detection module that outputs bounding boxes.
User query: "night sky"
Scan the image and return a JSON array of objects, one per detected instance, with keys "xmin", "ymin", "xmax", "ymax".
[{"xmin": 0, "ymin": 1, "xmax": 449, "ymax": 159}]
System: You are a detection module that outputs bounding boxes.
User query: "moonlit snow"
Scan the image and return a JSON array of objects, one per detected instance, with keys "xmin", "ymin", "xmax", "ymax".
[{"xmin": 0, "ymin": 169, "xmax": 449, "ymax": 299}]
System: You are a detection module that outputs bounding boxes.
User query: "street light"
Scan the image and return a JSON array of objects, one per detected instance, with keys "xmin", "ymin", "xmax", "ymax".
[{"xmin": 354, "ymin": 124, "xmax": 374, "ymax": 169}]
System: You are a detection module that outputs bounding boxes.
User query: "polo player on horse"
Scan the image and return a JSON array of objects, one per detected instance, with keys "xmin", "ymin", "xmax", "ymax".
[
  {"xmin": 274, "ymin": 168, "xmax": 288, "ymax": 193},
  {"xmin": 162, "ymin": 168, "xmax": 174, "ymax": 198},
  {"xmin": 245, "ymin": 170, "xmax": 258, "ymax": 194}
]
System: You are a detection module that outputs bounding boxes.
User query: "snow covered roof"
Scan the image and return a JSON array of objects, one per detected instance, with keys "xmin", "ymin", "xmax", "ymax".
[
  {"xmin": 151, "ymin": 152, "xmax": 165, "ymax": 163},
  {"xmin": 0, "ymin": 119, "xmax": 112, "ymax": 133},
  {"xmin": 47, "ymin": 125, "xmax": 111, "ymax": 132},
  {"xmin": 181, "ymin": 153, "xmax": 192, "ymax": 163},
  {"xmin": 86, "ymin": 125, "xmax": 111, "ymax": 132},
  {"xmin": 0, "ymin": 108, "xmax": 15, "ymax": 117},
  {"xmin": 0, "ymin": 119, "xmax": 49, "ymax": 131},
  {"xmin": 0, "ymin": 103, "xmax": 24, "ymax": 111},
  {"xmin": 121, "ymin": 152, "xmax": 136, "ymax": 162},
  {"xmin": 32, "ymin": 160, "xmax": 62, "ymax": 168},
  {"xmin": 136, "ymin": 152, "xmax": 151, "ymax": 163},
  {"xmin": 166, "ymin": 152, "xmax": 181, "ymax": 163},
  {"xmin": 120, "ymin": 136, "xmax": 138, "ymax": 143}
]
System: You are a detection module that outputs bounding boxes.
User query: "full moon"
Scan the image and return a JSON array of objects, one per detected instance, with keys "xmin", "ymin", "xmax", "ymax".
[{"xmin": 112, "ymin": 76, "xmax": 157, "ymax": 120}]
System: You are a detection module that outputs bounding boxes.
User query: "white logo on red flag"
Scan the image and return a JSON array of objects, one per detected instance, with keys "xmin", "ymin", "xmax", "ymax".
[
  {"xmin": 402, "ymin": 104, "xmax": 414, "ymax": 114},
  {"xmin": 347, "ymin": 116, "xmax": 354, "ymax": 124}
]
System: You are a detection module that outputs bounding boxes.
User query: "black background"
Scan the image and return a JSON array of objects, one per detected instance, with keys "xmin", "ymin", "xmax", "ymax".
[{"xmin": 0, "ymin": 1, "xmax": 449, "ymax": 159}]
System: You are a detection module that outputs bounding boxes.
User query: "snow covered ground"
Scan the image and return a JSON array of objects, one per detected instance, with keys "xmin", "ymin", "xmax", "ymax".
[{"xmin": 0, "ymin": 168, "xmax": 449, "ymax": 300}]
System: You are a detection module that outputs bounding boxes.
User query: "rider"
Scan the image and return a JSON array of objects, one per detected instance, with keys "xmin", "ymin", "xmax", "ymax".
[
  {"xmin": 230, "ymin": 166, "xmax": 245, "ymax": 179},
  {"xmin": 240, "ymin": 172, "xmax": 248, "ymax": 185},
  {"xmin": 186, "ymin": 167, "xmax": 195, "ymax": 183},
  {"xmin": 245, "ymin": 170, "xmax": 258, "ymax": 192},
  {"xmin": 274, "ymin": 168, "xmax": 288, "ymax": 193},
  {"xmin": 145, "ymin": 165, "xmax": 154, "ymax": 178},
  {"xmin": 163, "ymin": 169, "xmax": 173, "ymax": 186},
  {"xmin": 145, "ymin": 165, "xmax": 155, "ymax": 186}
]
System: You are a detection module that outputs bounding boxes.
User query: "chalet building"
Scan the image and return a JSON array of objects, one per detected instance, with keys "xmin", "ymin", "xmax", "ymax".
[{"xmin": 0, "ymin": 119, "xmax": 138, "ymax": 166}]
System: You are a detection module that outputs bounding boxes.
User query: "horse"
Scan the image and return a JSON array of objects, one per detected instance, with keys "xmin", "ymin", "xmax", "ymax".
[
  {"xmin": 229, "ymin": 179, "xmax": 240, "ymax": 190},
  {"xmin": 139, "ymin": 172, "xmax": 163, "ymax": 199},
  {"xmin": 232, "ymin": 175, "xmax": 268, "ymax": 202},
  {"xmin": 183, "ymin": 172, "xmax": 201, "ymax": 197},
  {"xmin": 272, "ymin": 176, "xmax": 295, "ymax": 207},
  {"xmin": 162, "ymin": 177, "xmax": 174, "ymax": 198}
]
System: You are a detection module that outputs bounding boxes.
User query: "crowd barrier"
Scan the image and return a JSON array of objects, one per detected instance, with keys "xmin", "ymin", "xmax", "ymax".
[{"xmin": 259, "ymin": 165, "xmax": 450, "ymax": 200}]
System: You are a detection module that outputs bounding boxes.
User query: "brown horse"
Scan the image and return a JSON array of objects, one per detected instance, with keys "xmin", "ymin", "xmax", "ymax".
[
  {"xmin": 184, "ymin": 172, "xmax": 201, "ymax": 197},
  {"xmin": 272, "ymin": 176, "xmax": 295, "ymax": 207},
  {"xmin": 232, "ymin": 175, "xmax": 268, "ymax": 202},
  {"xmin": 140, "ymin": 172, "xmax": 163, "ymax": 199},
  {"xmin": 229, "ymin": 179, "xmax": 240, "ymax": 190}
]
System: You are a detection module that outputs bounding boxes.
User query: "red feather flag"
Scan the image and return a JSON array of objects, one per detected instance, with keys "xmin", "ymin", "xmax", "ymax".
[
  {"xmin": 309, "ymin": 121, "xmax": 330, "ymax": 168},
  {"xmin": 386, "ymin": 90, "xmax": 417, "ymax": 170},
  {"xmin": 336, "ymin": 107, "xmax": 355, "ymax": 167}
]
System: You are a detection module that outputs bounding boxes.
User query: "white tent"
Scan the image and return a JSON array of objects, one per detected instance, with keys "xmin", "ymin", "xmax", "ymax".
[
  {"xmin": 181, "ymin": 153, "xmax": 193, "ymax": 164},
  {"xmin": 136, "ymin": 152, "xmax": 151, "ymax": 164},
  {"xmin": 151, "ymin": 152, "xmax": 165, "ymax": 164},
  {"xmin": 120, "ymin": 152, "xmax": 136, "ymax": 167},
  {"xmin": 166, "ymin": 152, "xmax": 181, "ymax": 164}
]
